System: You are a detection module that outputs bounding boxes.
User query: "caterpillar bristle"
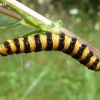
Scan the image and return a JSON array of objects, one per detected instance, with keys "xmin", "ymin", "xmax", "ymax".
[{"xmin": 0, "ymin": 32, "xmax": 100, "ymax": 71}]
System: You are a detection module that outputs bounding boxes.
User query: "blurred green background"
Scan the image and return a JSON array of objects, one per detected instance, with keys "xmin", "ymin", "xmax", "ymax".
[{"xmin": 0, "ymin": 0, "xmax": 100, "ymax": 100}]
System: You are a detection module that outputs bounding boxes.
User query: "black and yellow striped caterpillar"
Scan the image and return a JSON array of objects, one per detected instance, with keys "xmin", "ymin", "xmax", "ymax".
[{"xmin": 0, "ymin": 32, "xmax": 100, "ymax": 71}]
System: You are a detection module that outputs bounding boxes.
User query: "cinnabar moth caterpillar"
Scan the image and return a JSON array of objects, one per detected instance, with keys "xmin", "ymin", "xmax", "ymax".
[{"xmin": 0, "ymin": 32, "xmax": 100, "ymax": 71}]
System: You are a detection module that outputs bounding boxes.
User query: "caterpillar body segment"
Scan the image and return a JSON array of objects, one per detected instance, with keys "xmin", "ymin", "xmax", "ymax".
[{"xmin": 0, "ymin": 33, "xmax": 100, "ymax": 71}]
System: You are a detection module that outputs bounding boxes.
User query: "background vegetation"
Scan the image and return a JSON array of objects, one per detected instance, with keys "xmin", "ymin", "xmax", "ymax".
[{"xmin": 0, "ymin": 0, "xmax": 100, "ymax": 100}]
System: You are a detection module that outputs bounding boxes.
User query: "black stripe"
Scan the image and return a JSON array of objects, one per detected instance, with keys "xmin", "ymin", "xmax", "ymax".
[
  {"xmin": 57, "ymin": 33, "xmax": 65, "ymax": 51},
  {"xmin": 3, "ymin": 41, "xmax": 12, "ymax": 55},
  {"xmin": 46, "ymin": 33, "xmax": 53, "ymax": 50},
  {"xmin": 80, "ymin": 51, "xmax": 93, "ymax": 65},
  {"xmin": 34, "ymin": 34, "xmax": 41, "ymax": 52},
  {"xmin": 88, "ymin": 59, "xmax": 99, "ymax": 70},
  {"xmin": 64, "ymin": 37, "xmax": 77, "ymax": 54},
  {"xmin": 23, "ymin": 37, "xmax": 30, "ymax": 53},
  {"xmin": 72, "ymin": 44, "xmax": 87, "ymax": 59},
  {"xmin": 13, "ymin": 39, "xmax": 20, "ymax": 54}
]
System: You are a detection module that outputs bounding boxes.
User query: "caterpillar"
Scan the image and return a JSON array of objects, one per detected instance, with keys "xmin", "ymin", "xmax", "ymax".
[{"xmin": 0, "ymin": 32, "xmax": 100, "ymax": 71}]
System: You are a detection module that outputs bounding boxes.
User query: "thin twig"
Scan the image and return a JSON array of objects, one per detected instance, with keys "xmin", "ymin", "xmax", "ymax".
[
  {"xmin": 0, "ymin": 6, "xmax": 22, "ymax": 20},
  {"xmin": 0, "ymin": 0, "xmax": 51, "ymax": 25}
]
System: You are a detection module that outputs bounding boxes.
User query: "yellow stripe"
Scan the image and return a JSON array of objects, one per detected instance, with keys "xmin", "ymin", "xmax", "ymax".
[
  {"xmin": 85, "ymin": 55, "xmax": 96, "ymax": 67},
  {"xmin": 63, "ymin": 36, "xmax": 71, "ymax": 51},
  {"xmin": 52, "ymin": 34, "xmax": 59, "ymax": 50},
  {"xmin": 0, "ymin": 44, "xmax": 8, "ymax": 55},
  {"xmin": 71, "ymin": 40, "xmax": 81, "ymax": 56},
  {"xmin": 95, "ymin": 62, "xmax": 100, "ymax": 71},
  {"xmin": 7, "ymin": 40, "xmax": 17, "ymax": 54},
  {"xmin": 28, "ymin": 36, "xmax": 36, "ymax": 52},
  {"xmin": 78, "ymin": 47, "xmax": 89, "ymax": 61},
  {"xmin": 39, "ymin": 35, "xmax": 47, "ymax": 50},
  {"xmin": 18, "ymin": 38, "xmax": 25, "ymax": 52}
]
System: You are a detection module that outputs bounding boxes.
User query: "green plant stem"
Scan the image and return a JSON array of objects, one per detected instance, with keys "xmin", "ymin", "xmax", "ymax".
[
  {"xmin": 0, "ymin": 6, "xmax": 22, "ymax": 20},
  {"xmin": 0, "ymin": 0, "xmax": 51, "ymax": 25},
  {"xmin": 0, "ymin": 0, "xmax": 63, "ymax": 34}
]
